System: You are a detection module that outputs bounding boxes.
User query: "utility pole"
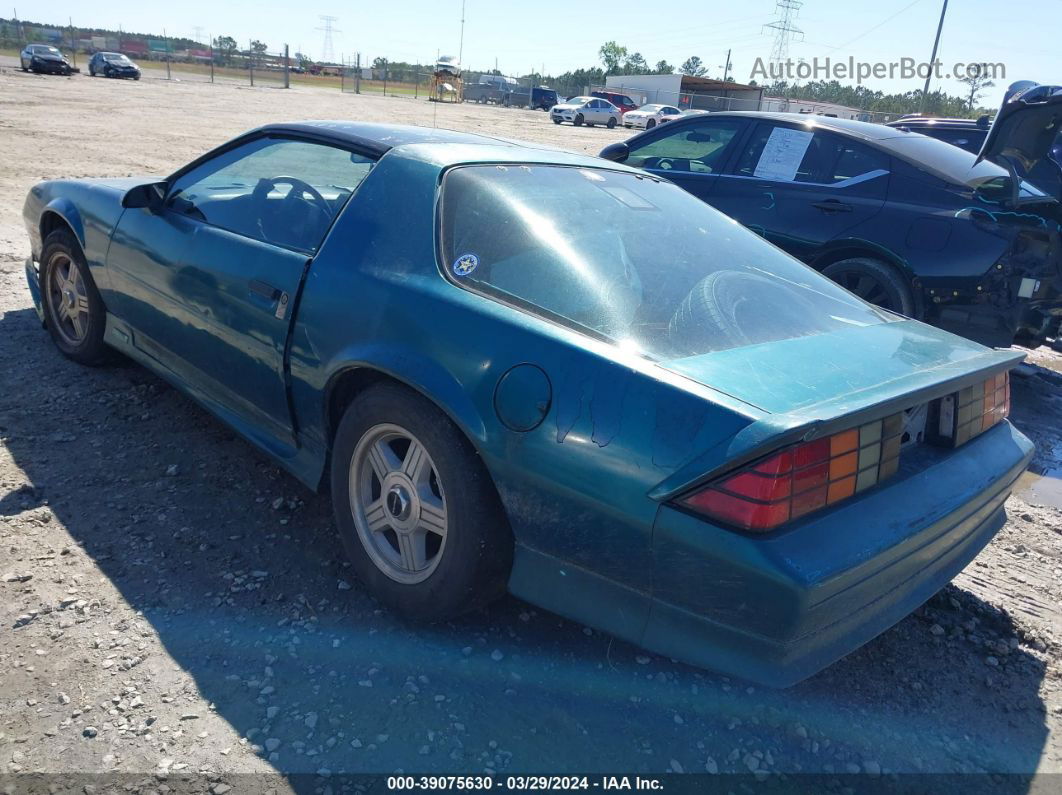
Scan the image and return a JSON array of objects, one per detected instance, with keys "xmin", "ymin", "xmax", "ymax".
[
  {"xmin": 920, "ymin": 0, "xmax": 949, "ymax": 113},
  {"xmin": 722, "ymin": 48, "xmax": 732, "ymax": 81},
  {"xmin": 458, "ymin": 0, "xmax": 466, "ymax": 67}
]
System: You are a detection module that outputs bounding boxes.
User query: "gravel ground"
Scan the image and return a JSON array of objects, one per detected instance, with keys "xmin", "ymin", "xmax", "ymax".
[{"xmin": 1, "ymin": 63, "xmax": 1061, "ymax": 789}]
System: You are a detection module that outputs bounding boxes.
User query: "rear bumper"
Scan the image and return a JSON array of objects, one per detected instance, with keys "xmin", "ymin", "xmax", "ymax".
[{"xmin": 643, "ymin": 421, "xmax": 1034, "ymax": 686}]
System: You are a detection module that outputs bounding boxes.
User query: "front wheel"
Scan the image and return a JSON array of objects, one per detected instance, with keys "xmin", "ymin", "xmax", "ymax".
[
  {"xmin": 573, "ymin": 113, "xmax": 584, "ymax": 126},
  {"xmin": 39, "ymin": 229, "xmax": 109, "ymax": 365},
  {"xmin": 822, "ymin": 257, "xmax": 915, "ymax": 316},
  {"xmin": 330, "ymin": 383, "xmax": 513, "ymax": 620},
  {"xmin": 646, "ymin": 118, "xmax": 657, "ymax": 129}
]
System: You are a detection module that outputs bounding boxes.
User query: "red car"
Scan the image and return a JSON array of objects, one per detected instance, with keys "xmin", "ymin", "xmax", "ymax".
[{"xmin": 592, "ymin": 90, "xmax": 637, "ymax": 115}]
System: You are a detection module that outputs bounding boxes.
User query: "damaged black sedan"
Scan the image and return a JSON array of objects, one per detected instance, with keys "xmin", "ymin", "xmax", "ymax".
[{"xmin": 601, "ymin": 84, "xmax": 1062, "ymax": 348}]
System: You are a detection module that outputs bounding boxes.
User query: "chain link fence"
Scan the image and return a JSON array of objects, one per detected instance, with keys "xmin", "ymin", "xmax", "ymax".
[{"xmin": 1, "ymin": 16, "xmax": 906, "ymax": 122}]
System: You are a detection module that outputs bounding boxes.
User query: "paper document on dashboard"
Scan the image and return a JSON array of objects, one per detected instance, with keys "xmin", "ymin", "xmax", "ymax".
[{"xmin": 753, "ymin": 127, "xmax": 815, "ymax": 181}]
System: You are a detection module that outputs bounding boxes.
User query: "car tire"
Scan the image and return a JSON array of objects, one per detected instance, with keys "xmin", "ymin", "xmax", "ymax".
[
  {"xmin": 607, "ymin": 117, "xmax": 617, "ymax": 129},
  {"xmin": 574, "ymin": 113, "xmax": 584, "ymax": 126},
  {"xmin": 39, "ymin": 228, "xmax": 110, "ymax": 366},
  {"xmin": 330, "ymin": 382, "xmax": 513, "ymax": 621},
  {"xmin": 822, "ymin": 257, "xmax": 915, "ymax": 316},
  {"xmin": 646, "ymin": 119, "xmax": 656, "ymax": 129}
]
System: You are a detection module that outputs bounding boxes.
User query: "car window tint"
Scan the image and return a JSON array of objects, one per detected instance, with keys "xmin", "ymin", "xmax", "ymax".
[
  {"xmin": 735, "ymin": 125, "xmax": 888, "ymax": 185},
  {"xmin": 440, "ymin": 165, "xmax": 888, "ymax": 360},
  {"xmin": 626, "ymin": 120, "xmax": 745, "ymax": 174},
  {"xmin": 167, "ymin": 138, "xmax": 374, "ymax": 252}
]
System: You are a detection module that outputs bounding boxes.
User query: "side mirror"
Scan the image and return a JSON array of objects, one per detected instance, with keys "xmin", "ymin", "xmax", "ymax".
[
  {"xmin": 122, "ymin": 182, "xmax": 166, "ymax": 210},
  {"xmin": 599, "ymin": 142, "xmax": 630, "ymax": 162}
]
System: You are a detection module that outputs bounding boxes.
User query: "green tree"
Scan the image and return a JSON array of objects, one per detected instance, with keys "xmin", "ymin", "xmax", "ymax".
[
  {"xmin": 599, "ymin": 41, "xmax": 628, "ymax": 75},
  {"xmin": 957, "ymin": 63, "xmax": 996, "ymax": 112},
  {"xmin": 679, "ymin": 56, "xmax": 706, "ymax": 77},
  {"xmin": 654, "ymin": 60, "xmax": 673, "ymax": 75},
  {"xmin": 213, "ymin": 35, "xmax": 237, "ymax": 65},
  {"xmin": 623, "ymin": 51, "xmax": 648, "ymax": 74}
]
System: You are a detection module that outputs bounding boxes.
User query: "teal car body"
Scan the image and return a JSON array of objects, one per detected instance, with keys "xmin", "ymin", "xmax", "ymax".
[{"xmin": 23, "ymin": 122, "xmax": 1034, "ymax": 686}]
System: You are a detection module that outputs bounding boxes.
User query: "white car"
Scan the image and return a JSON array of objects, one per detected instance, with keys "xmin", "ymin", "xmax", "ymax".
[
  {"xmin": 550, "ymin": 97, "xmax": 622, "ymax": 128},
  {"xmin": 622, "ymin": 104, "xmax": 683, "ymax": 130}
]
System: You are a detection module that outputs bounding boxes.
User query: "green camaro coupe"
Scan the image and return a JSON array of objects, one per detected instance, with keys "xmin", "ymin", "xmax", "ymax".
[{"xmin": 22, "ymin": 122, "xmax": 1033, "ymax": 686}]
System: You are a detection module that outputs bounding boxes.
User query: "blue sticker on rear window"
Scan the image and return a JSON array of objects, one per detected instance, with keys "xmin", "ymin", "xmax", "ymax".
[{"xmin": 452, "ymin": 253, "xmax": 479, "ymax": 277}]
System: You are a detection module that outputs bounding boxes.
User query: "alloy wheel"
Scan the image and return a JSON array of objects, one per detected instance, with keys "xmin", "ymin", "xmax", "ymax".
[
  {"xmin": 831, "ymin": 268, "xmax": 895, "ymax": 310},
  {"xmin": 349, "ymin": 423, "xmax": 448, "ymax": 584},
  {"xmin": 46, "ymin": 252, "xmax": 90, "ymax": 346}
]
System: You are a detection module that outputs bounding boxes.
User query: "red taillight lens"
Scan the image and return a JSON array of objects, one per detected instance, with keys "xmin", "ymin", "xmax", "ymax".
[{"xmin": 679, "ymin": 413, "xmax": 906, "ymax": 533}]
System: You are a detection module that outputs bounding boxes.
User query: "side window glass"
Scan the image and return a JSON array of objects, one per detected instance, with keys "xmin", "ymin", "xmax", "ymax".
[
  {"xmin": 167, "ymin": 138, "xmax": 375, "ymax": 252},
  {"xmin": 829, "ymin": 140, "xmax": 889, "ymax": 183},
  {"xmin": 735, "ymin": 126, "xmax": 889, "ymax": 186},
  {"xmin": 626, "ymin": 120, "xmax": 744, "ymax": 174}
]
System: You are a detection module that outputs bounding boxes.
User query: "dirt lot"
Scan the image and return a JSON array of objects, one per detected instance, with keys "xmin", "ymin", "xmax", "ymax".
[{"xmin": 1, "ymin": 63, "xmax": 1061, "ymax": 789}]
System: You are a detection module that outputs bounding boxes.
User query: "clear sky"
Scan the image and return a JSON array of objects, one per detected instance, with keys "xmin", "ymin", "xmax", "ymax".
[{"xmin": 24, "ymin": 0, "xmax": 1059, "ymax": 106}]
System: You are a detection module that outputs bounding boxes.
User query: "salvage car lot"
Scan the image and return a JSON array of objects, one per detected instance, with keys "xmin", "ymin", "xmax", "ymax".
[{"xmin": 1, "ymin": 65, "xmax": 1062, "ymax": 783}]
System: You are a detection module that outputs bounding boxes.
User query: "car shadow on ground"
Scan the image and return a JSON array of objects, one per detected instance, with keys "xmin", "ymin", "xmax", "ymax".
[{"xmin": 0, "ymin": 305, "xmax": 1049, "ymax": 785}]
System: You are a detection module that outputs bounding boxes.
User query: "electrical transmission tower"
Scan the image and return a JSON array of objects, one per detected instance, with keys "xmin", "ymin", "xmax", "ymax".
[
  {"xmin": 764, "ymin": 0, "xmax": 804, "ymax": 63},
  {"xmin": 192, "ymin": 26, "xmax": 205, "ymax": 44},
  {"xmin": 317, "ymin": 15, "xmax": 340, "ymax": 64}
]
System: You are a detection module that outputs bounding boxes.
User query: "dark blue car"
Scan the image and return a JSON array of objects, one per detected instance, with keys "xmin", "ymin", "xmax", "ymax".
[{"xmin": 602, "ymin": 99, "xmax": 1062, "ymax": 348}]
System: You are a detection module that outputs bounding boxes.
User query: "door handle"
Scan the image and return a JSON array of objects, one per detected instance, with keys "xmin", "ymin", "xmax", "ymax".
[
  {"xmin": 812, "ymin": 200, "xmax": 853, "ymax": 213},
  {"xmin": 248, "ymin": 279, "xmax": 280, "ymax": 301}
]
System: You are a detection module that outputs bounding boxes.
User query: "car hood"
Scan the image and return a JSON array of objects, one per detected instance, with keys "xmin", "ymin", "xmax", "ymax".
[
  {"xmin": 977, "ymin": 82, "xmax": 1062, "ymax": 200},
  {"xmin": 661, "ymin": 318, "xmax": 1018, "ymax": 416}
]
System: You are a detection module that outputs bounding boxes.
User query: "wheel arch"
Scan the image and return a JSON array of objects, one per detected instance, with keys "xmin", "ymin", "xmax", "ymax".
[
  {"xmin": 809, "ymin": 242, "xmax": 924, "ymax": 319},
  {"xmin": 322, "ymin": 357, "xmax": 490, "ymax": 464},
  {"xmin": 39, "ymin": 200, "xmax": 87, "ymax": 253},
  {"xmin": 807, "ymin": 240, "xmax": 913, "ymax": 278}
]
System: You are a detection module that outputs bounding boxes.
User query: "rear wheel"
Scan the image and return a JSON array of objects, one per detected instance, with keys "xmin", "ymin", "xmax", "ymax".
[
  {"xmin": 40, "ymin": 229, "xmax": 109, "ymax": 365},
  {"xmin": 607, "ymin": 117, "xmax": 617, "ymax": 129},
  {"xmin": 822, "ymin": 257, "xmax": 915, "ymax": 316},
  {"xmin": 330, "ymin": 383, "xmax": 513, "ymax": 620}
]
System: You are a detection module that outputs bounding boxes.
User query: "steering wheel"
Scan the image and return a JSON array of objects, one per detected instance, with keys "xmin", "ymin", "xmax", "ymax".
[{"xmin": 252, "ymin": 175, "xmax": 333, "ymax": 246}]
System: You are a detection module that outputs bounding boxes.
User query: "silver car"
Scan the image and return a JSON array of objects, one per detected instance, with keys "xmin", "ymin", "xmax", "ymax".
[{"xmin": 550, "ymin": 96, "xmax": 621, "ymax": 128}]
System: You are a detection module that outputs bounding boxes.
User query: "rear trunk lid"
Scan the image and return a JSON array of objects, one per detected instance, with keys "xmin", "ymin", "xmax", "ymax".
[
  {"xmin": 977, "ymin": 82, "xmax": 1062, "ymax": 202},
  {"xmin": 662, "ymin": 319, "xmax": 1016, "ymax": 416}
]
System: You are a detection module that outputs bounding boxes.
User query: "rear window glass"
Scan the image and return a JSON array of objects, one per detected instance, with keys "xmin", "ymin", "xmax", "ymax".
[{"xmin": 438, "ymin": 165, "xmax": 890, "ymax": 360}]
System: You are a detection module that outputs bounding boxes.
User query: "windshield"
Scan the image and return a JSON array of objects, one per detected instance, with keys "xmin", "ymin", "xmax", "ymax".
[
  {"xmin": 639, "ymin": 105, "xmax": 664, "ymax": 112},
  {"xmin": 566, "ymin": 96, "xmax": 592, "ymax": 105},
  {"xmin": 33, "ymin": 45, "xmax": 61, "ymax": 55},
  {"xmin": 440, "ymin": 165, "xmax": 889, "ymax": 360},
  {"xmin": 103, "ymin": 53, "xmax": 130, "ymax": 63}
]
